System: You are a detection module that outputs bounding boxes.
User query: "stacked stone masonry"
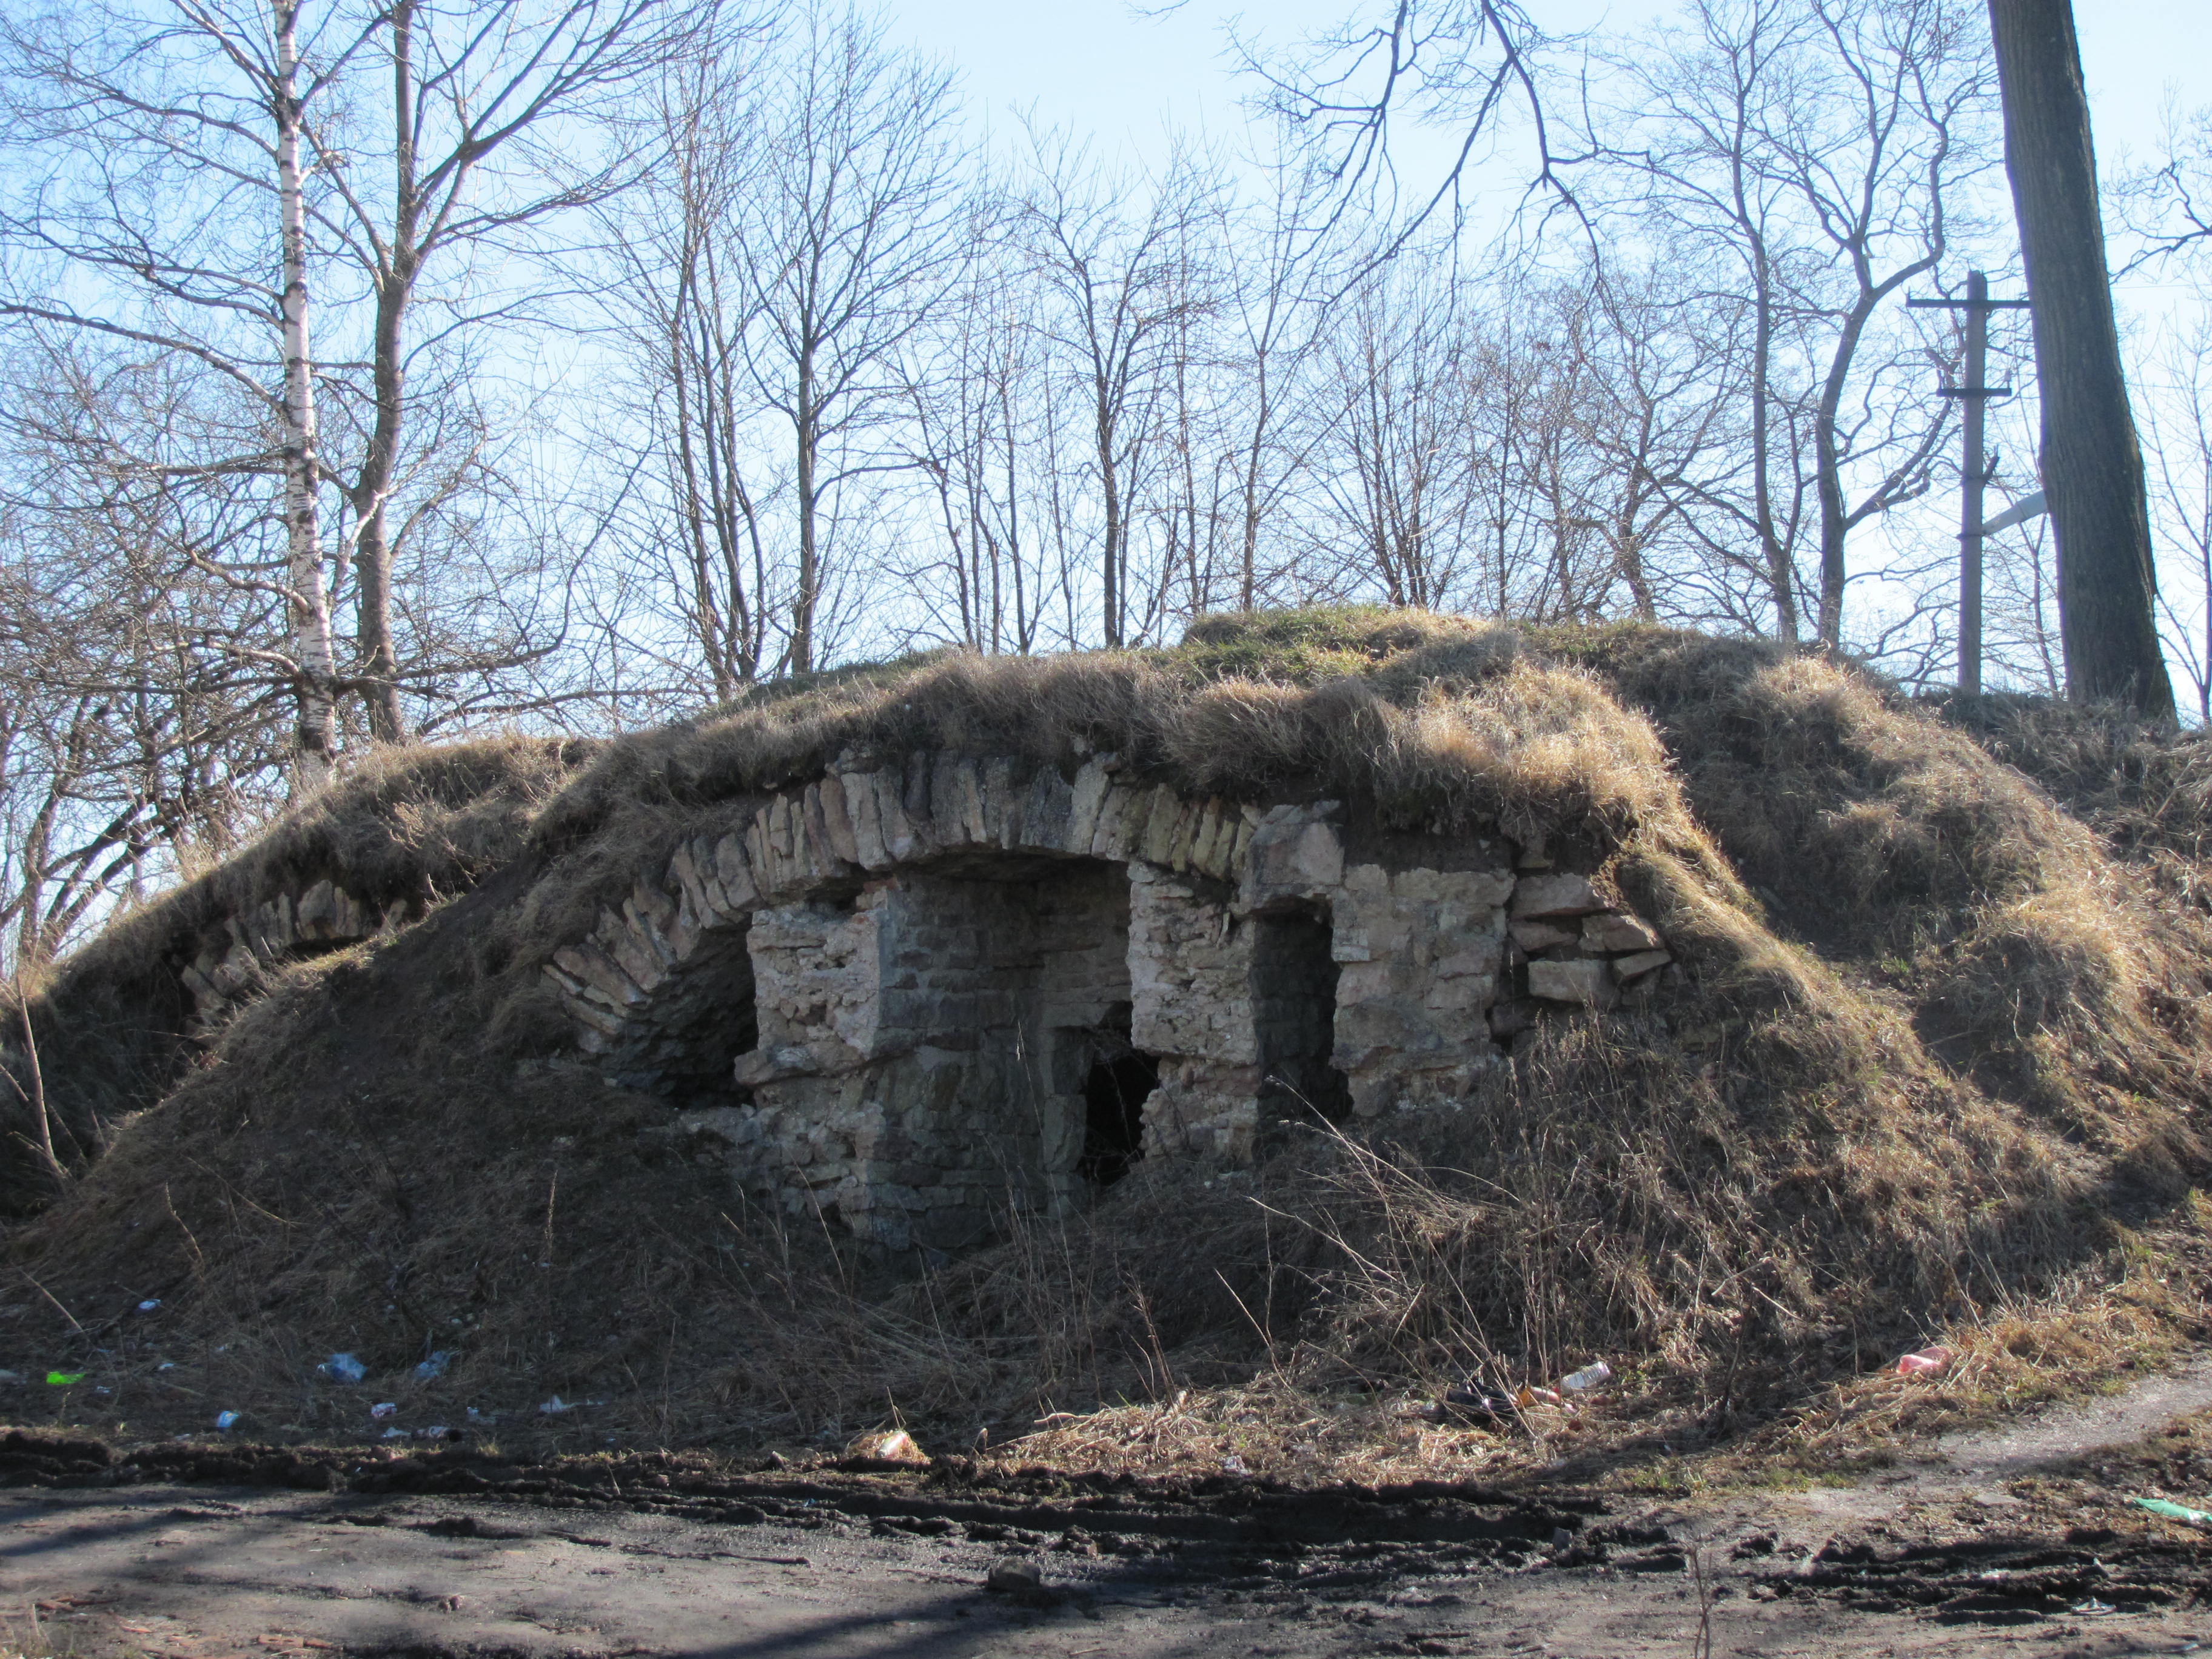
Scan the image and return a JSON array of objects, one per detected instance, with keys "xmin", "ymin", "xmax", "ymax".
[
  {"xmin": 178, "ymin": 879, "xmax": 415, "ymax": 1031},
  {"xmin": 540, "ymin": 751, "xmax": 1674, "ymax": 1251}
]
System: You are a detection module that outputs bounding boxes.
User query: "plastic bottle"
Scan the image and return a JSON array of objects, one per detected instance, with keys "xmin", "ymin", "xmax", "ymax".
[{"xmin": 1560, "ymin": 1361, "xmax": 1614, "ymax": 1393}]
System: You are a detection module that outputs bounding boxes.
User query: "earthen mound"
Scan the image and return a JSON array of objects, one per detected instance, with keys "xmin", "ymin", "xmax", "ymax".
[{"xmin": 5, "ymin": 608, "xmax": 2210, "ymax": 1469}]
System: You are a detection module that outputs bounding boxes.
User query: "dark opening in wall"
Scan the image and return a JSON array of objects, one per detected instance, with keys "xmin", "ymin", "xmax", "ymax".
[
  {"xmin": 1079, "ymin": 1048, "xmax": 1158, "ymax": 1187},
  {"xmin": 602, "ymin": 923, "xmax": 757, "ymax": 1103},
  {"xmin": 1253, "ymin": 907, "xmax": 1351, "ymax": 1123}
]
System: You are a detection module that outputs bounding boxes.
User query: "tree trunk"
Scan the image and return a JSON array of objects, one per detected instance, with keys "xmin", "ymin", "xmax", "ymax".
[
  {"xmin": 273, "ymin": 0, "xmax": 340, "ymax": 791},
  {"xmin": 793, "ymin": 347, "xmax": 817, "ymax": 674},
  {"xmin": 1814, "ymin": 290, "xmax": 1887, "ymax": 648},
  {"xmin": 1987, "ymin": 0, "xmax": 2174, "ymax": 714},
  {"xmin": 1748, "ymin": 250, "xmax": 1797, "ymax": 645},
  {"xmin": 348, "ymin": 0, "xmax": 418, "ymax": 745}
]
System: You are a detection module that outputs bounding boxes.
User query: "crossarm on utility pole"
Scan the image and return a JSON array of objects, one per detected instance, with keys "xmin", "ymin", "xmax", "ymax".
[{"xmin": 1908, "ymin": 271, "xmax": 2033, "ymax": 696}]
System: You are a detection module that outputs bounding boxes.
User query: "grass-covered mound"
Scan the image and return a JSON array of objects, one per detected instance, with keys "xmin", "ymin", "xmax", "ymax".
[{"xmin": 4, "ymin": 608, "xmax": 2211, "ymax": 1478}]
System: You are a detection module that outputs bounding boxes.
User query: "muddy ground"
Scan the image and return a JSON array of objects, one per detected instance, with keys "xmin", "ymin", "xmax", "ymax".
[{"xmin": 12, "ymin": 1365, "xmax": 2212, "ymax": 1657}]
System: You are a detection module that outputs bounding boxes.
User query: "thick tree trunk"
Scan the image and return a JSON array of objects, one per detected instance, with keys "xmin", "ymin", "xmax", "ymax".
[
  {"xmin": 274, "ymin": 0, "xmax": 340, "ymax": 791},
  {"xmin": 1987, "ymin": 0, "xmax": 2174, "ymax": 714}
]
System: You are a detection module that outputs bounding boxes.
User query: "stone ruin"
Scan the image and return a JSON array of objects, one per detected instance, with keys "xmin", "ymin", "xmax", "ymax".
[
  {"xmin": 175, "ymin": 880, "xmax": 418, "ymax": 1035},
  {"xmin": 532, "ymin": 751, "xmax": 1676, "ymax": 1253}
]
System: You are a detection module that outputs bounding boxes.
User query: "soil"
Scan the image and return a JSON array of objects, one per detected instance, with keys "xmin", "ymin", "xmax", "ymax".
[{"xmin": 11, "ymin": 1360, "xmax": 2212, "ymax": 1656}]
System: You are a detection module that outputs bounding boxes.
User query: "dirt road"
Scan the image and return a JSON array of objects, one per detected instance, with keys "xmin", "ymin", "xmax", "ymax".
[{"xmin": 10, "ymin": 1366, "xmax": 2212, "ymax": 1657}]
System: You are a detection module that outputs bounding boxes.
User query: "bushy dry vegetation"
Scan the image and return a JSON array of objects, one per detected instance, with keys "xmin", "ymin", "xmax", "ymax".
[{"xmin": 5, "ymin": 607, "xmax": 2212, "ymax": 1481}]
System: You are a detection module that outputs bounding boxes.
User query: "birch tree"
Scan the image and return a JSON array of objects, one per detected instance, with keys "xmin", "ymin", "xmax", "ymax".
[{"xmin": 0, "ymin": 0, "xmax": 374, "ymax": 788}]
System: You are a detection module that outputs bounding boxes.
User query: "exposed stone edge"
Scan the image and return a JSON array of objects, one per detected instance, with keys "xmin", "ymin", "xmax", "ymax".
[
  {"xmin": 179, "ymin": 877, "xmax": 415, "ymax": 1030},
  {"xmin": 545, "ymin": 750, "xmax": 1680, "ymax": 1068},
  {"xmin": 541, "ymin": 753, "xmax": 1262, "ymax": 1058}
]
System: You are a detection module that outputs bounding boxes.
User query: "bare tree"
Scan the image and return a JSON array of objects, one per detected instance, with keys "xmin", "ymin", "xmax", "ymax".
[
  {"xmin": 595, "ymin": 32, "xmax": 790, "ymax": 699},
  {"xmin": 2144, "ymin": 320, "xmax": 2212, "ymax": 722},
  {"xmin": 1016, "ymin": 132, "xmax": 1219, "ymax": 648},
  {"xmin": 736, "ymin": 5, "xmax": 963, "ymax": 674},
  {"xmin": 0, "ymin": 0, "xmax": 378, "ymax": 786},
  {"xmin": 315, "ymin": 0, "xmax": 715, "ymax": 740},
  {"xmin": 1307, "ymin": 250, "xmax": 1477, "ymax": 611},
  {"xmin": 0, "ymin": 340, "xmax": 293, "ymax": 965},
  {"xmin": 1599, "ymin": 0, "xmax": 1994, "ymax": 648}
]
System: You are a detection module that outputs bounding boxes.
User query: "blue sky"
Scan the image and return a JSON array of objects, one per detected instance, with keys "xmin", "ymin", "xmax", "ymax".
[{"xmin": 886, "ymin": 0, "xmax": 2210, "ymax": 186}]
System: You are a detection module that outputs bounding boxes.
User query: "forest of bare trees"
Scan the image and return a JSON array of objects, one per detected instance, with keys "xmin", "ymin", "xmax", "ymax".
[{"xmin": 3, "ymin": 0, "xmax": 2210, "ymax": 967}]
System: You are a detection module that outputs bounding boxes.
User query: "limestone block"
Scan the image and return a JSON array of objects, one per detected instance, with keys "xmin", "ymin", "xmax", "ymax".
[
  {"xmin": 332, "ymin": 890, "xmax": 366, "ymax": 938},
  {"xmin": 1141, "ymin": 786, "xmax": 1187, "ymax": 866},
  {"xmin": 1165, "ymin": 798, "xmax": 1199, "ymax": 873},
  {"xmin": 179, "ymin": 963, "xmax": 221, "ymax": 1007},
  {"xmin": 1423, "ymin": 972, "xmax": 1496, "ymax": 1013},
  {"xmin": 744, "ymin": 813, "xmax": 783, "ymax": 899},
  {"xmin": 1510, "ymin": 873, "xmax": 1604, "ymax": 919},
  {"xmin": 1227, "ymin": 809, "xmax": 1258, "ymax": 879},
  {"xmin": 630, "ymin": 878, "xmax": 677, "ymax": 934},
  {"xmin": 1582, "ymin": 912, "xmax": 1664, "ymax": 954},
  {"xmin": 558, "ymin": 987, "xmax": 629, "ymax": 1039},
  {"xmin": 212, "ymin": 941, "xmax": 258, "ymax": 996},
  {"xmin": 983, "ymin": 756, "xmax": 1021, "ymax": 847},
  {"xmin": 839, "ymin": 770, "xmax": 889, "ymax": 869},
  {"xmin": 1433, "ymin": 942, "xmax": 1500, "ymax": 980},
  {"xmin": 711, "ymin": 833, "xmax": 760, "ymax": 910},
  {"xmin": 599, "ymin": 913, "xmax": 666, "ymax": 991},
  {"xmin": 1510, "ymin": 919, "xmax": 1577, "ymax": 952},
  {"xmin": 926, "ymin": 756, "xmax": 965, "ymax": 847},
  {"xmin": 1612, "ymin": 948, "xmax": 1672, "ymax": 982},
  {"xmin": 662, "ymin": 898, "xmax": 702, "ymax": 962},
  {"xmin": 555, "ymin": 942, "xmax": 648, "ymax": 1008},
  {"xmin": 1017, "ymin": 766, "xmax": 1074, "ymax": 853},
  {"xmin": 817, "ymin": 776, "xmax": 861, "ymax": 866},
  {"xmin": 900, "ymin": 752, "xmax": 942, "ymax": 859},
  {"xmin": 1066, "ymin": 759, "xmax": 1113, "ymax": 851},
  {"xmin": 797, "ymin": 785, "xmax": 836, "ymax": 880},
  {"xmin": 862, "ymin": 767, "xmax": 905, "ymax": 863},
  {"xmin": 296, "ymin": 879, "xmax": 336, "ymax": 941},
  {"xmin": 1333, "ymin": 996, "xmax": 1455, "ymax": 1071},
  {"xmin": 1529, "ymin": 957, "xmax": 1618, "ymax": 1009},
  {"xmin": 1142, "ymin": 1059, "xmax": 1263, "ymax": 1161},
  {"xmin": 1090, "ymin": 785, "xmax": 1141, "ymax": 859},
  {"xmin": 955, "ymin": 756, "xmax": 990, "ymax": 844},
  {"xmin": 625, "ymin": 886, "xmax": 681, "ymax": 966},
  {"xmin": 666, "ymin": 839, "xmax": 718, "ymax": 923},
  {"xmin": 1241, "ymin": 805, "xmax": 1346, "ymax": 905}
]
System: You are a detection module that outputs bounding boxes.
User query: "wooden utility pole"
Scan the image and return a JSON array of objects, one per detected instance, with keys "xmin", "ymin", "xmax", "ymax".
[{"xmin": 1910, "ymin": 270, "xmax": 2030, "ymax": 695}]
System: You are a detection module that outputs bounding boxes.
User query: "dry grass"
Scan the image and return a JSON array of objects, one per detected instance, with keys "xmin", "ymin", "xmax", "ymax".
[
  {"xmin": 6, "ymin": 608, "xmax": 2212, "ymax": 1479},
  {"xmin": 0, "ymin": 736, "xmax": 585, "ymax": 1213}
]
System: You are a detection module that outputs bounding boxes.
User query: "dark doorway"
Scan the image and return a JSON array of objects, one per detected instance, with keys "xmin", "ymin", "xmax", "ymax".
[
  {"xmin": 1079, "ymin": 1050, "xmax": 1158, "ymax": 1187},
  {"xmin": 1254, "ymin": 907, "xmax": 1352, "ymax": 1124}
]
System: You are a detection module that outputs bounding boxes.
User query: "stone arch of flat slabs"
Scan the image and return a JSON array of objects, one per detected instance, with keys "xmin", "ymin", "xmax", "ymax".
[{"xmin": 539, "ymin": 751, "xmax": 1262, "ymax": 1097}]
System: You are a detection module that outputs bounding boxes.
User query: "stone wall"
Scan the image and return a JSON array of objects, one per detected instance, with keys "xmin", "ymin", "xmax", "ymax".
[
  {"xmin": 540, "ymin": 748, "xmax": 1677, "ymax": 1252},
  {"xmin": 713, "ymin": 862, "xmax": 1133, "ymax": 1250}
]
